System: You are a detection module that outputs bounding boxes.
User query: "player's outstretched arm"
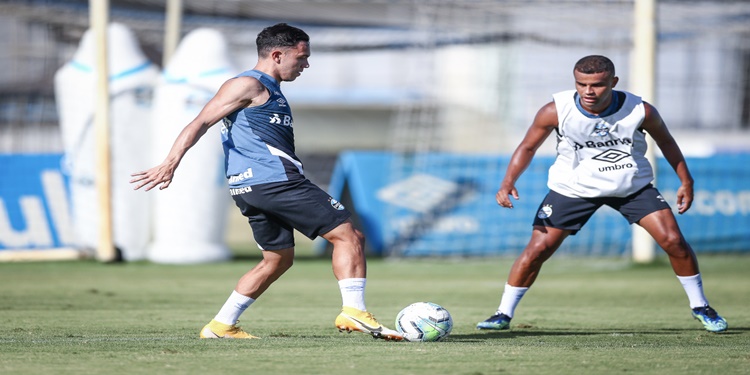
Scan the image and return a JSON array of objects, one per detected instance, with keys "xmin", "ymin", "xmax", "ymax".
[
  {"xmin": 640, "ymin": 102, "xmax": 694, "ymax": 214},
  {"xmin": 130, "ymin": 76, "xmax": 264, "ymax": 191},
  {"xmin": 129, "ymin": 118, "xmax": 205, "ymax": 191},
  {"xmin": 497, "ymin": 102, "xmax": 558, "ymax": 208}
]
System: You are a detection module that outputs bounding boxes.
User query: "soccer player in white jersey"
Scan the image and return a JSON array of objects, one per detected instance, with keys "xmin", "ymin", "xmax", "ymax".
[
  {"xmin": 476, "ymin": 55, "xmax": 727, "ymax": 333},
  {"xmin": 131, "ymin": 23, "xmax": 402, "ymax": 341}
]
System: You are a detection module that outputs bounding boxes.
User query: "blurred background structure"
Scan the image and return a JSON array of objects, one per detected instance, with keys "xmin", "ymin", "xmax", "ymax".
[
  {"xmin": 4, "ymin": 0, "xmax": 750, "ymax": 154},
  {"xmin": 1, "ymin": 0, "xmax": 749, "ymax": 260}
]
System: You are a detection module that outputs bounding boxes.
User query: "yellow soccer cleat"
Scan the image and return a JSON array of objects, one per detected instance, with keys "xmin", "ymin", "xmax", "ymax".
[
  {"xmin": 335, "ymin": 306, "xmax": 403, "ymax": 341},
  {"xmin": 199, "ymin": 319, "xmax": 259, "ymax": 339}
]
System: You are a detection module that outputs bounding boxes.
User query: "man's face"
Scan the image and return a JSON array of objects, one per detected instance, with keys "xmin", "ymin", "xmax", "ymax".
[
  {"xmin": 573, "ymin": 70, "xmax": 618, "ymax": 114},
  {"xmin": 278, "ymin": 41, "xmax": 310, "ymax": 82}
]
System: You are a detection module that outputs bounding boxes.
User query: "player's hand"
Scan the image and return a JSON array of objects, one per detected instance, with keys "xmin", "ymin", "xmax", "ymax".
[
  {"xmin": 675, "ymin": 182, "xmax": 693, "ymax": 214},
  {"xmin": 130, "ymin": 164, "xmax": 176, "ymax": 191},
  {"xmin": 496, "ymin": 185, "xmax": 519, "ymax": 209}
]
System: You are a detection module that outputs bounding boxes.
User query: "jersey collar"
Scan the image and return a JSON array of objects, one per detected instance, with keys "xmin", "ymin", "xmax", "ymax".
[{"xmin": 574, "ymin": 90, "xmax": 621, "ymax": 118}]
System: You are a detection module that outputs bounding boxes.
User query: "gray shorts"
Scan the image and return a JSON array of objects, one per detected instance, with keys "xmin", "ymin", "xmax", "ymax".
[
  {"xmin": 532, "ymin": 184, "xmax": 671, "ymax": 235},
  {"xmin": 231, "ymin": 178, "xmax": 351, "ymax": 250}
]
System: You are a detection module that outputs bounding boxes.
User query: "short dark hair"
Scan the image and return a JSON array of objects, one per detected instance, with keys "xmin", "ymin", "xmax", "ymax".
[
  {"xmin": 574, "ymin": 55, "xmax": 615, "ymax": 76},
  {"xmin": 256, "ymin": 23, "xmax": 309, "ymax": 58}
]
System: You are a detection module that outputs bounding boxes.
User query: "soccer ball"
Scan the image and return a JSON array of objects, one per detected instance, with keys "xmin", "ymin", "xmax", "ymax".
[{"xmin": 395, "ymin": 302, "xmax": 453, "ymax": 342}]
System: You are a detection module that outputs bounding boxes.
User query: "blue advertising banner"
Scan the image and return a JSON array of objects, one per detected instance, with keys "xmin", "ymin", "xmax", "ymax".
[
  {"xmin": 0, "ymin": 154, "xmax": 75, "ymax": 250},
  {"xmin": 327, "ymin": 151, "xmax": 750, "ymax": 257},
  {"xmin": 655, "ymin": 154, "xmax": 750, "ymax": 253},
  {"xmin": 3, "ymin": 152, "xmax": 748, "ymax": 257}
]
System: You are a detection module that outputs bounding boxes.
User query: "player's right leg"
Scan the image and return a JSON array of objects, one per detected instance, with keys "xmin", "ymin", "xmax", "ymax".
[
  {"xmin": 200, "ymin": 320, "xmax": 259, "ymax": 339},
  {"xmin": 200, "ymin": 250, "xmax": 294, "ymax": 339},
  {"xmin": 478, "ymin": 191, "xmax": 588, "ymax": 331},
  {"xmin": 199, "ymin": 247, "xmax": 295, "ymax": 339},
  {"xmin": 201, "ymin": 188, "xmax": 297, "ymax": 339},
  {"xmin": 476, "ymin": 312, "xmax": 512, "ymax": 330},
  {"xmin": 200, "ymin": 248, "xmax": 294, "ymax": 339},
  {"xmin": 691, "ymin": 305, "xmax": 727, "ymax": 332},
  {"xmin": 477, "ymin": 226, "xmax": 568, "ymax": 330}
]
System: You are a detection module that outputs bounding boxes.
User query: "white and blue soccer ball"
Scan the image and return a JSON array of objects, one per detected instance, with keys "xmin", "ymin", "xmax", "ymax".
[{"xmin": 395, "ymin": 302, "xmax": 453, "ymax": 342}]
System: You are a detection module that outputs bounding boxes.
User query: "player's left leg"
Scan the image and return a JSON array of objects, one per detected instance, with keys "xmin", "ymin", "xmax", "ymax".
[
  {"xmin": 322, "ymin": 220, "xmax": 403, "ymax": 341},
  {"xmin": 638, "ymin": 209, "xmax": 727, "ymax": 332},
  {"xmin": 638, "ymin": 209, "xmax": 697, "ymax": 276},
  {"xmin": 255, "ymin": 179, "xmax": 401, "ymax": 340}
]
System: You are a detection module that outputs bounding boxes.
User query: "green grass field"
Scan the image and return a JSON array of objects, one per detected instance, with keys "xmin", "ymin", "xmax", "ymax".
[{"xmin": 1, "ymin": 252, "xmax": 748, "ymax": 375}]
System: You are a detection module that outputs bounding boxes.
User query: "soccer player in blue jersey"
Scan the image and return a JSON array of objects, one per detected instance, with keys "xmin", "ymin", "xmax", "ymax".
[
  {"xmin": 131, "ymin": 23, "xmax": 402, "ymax": 340},
  {"xmin": 476, "ymin": 55, "xmax": 727, "ymax": 333}
]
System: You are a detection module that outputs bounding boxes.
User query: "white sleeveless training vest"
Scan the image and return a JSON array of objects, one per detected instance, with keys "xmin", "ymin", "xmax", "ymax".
[{"xmin": 547, "ymin": 90, "xmax": 653, "ymax": 198}]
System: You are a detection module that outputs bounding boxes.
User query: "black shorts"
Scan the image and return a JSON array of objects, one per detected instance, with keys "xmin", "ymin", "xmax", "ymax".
[
  {"xmin": 231, "ymin": 178, "xmax": 351, "ymax": 250},
  {"xmin": 532, "ymin": 184, "xmax": 671, "ymax": 235}
]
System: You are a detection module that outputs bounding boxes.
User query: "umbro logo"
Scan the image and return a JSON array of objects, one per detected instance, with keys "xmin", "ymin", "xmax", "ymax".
[{"xmin": 592, "ymin": 149, "xmax": 630, "ymax": 163}]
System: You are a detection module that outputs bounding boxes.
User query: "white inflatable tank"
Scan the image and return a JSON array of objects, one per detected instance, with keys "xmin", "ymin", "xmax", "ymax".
[
  {"xmin": 54, "ymin": 23, "xmax": 157, "ymax": 261},
  {"xmin": 148, "ymin": 28, "xmax": 238, "ymax": 264}
]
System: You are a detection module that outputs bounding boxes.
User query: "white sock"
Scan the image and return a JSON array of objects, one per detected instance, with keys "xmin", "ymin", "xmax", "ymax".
[
  {"xmin": 338, "ymin": 278, "xmax": 366, "ymax": 311},
  {"xmin": 676, "ymin": 274, "xmax": 709, "ymax": 309},
  {"xmin": 497, "ymin": 283, "xmax": 529, "ymax": 318},
  {"xmin": 213, "ymin": 290, "xmax": 255, "ymax": 325}
]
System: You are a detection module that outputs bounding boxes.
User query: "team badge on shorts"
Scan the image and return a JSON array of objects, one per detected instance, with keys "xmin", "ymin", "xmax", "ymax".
[
  {"xmin": 329, "ymin": 198, "xmax": 345, "ymax": 210},
  {"xmin": 538, "ymin": 204, "xmax": 553, "ymax": 219}
]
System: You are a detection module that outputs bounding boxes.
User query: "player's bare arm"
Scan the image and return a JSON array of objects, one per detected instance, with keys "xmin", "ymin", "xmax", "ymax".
[
  {"xmin": 497, "ymin": 102, "xmax": 558, "ymax": 208},
  {"xmin": 640, "ymin": 102, "xmax": 694, "ymax": 214},
  {"xmin": 130, "ymin": 77, "xmax": 267, "ymax": 191}
]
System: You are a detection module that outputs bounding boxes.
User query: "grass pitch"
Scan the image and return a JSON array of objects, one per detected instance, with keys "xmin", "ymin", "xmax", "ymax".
[{"xmin": 0, "ymin": 252, "xmax": 747, "ymax": 375}]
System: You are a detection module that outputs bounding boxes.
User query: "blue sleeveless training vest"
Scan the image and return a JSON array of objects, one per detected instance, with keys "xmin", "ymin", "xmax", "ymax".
[{"xmin": 221, "ymin": 70, "xmax": 304, "ymax": 191}]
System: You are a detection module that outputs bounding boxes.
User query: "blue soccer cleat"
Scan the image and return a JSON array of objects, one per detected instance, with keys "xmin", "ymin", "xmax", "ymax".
[
  {"xmin": 692, "ymin": 305, "xmax": 727, "ymax": 333},
  {"xmin": 476, "ymin": 312, "xmax": 512, "ymax": 330}
]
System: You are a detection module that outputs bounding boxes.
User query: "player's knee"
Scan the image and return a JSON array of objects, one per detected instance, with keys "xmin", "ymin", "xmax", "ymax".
[
  {"xmin": 267, "ymin": 252, "xmax": 294, "ymax": 273},
  {"xmin": 520, "ymin": 246, "xmax": 551, "ymax": 266},
  {"xmin": 659, "ymin": 234, "xmax": 693, "ymax": 260},
  {"xmin": 659, "ymin": 231, "xmax": 688, "ymax": 252},
  {"xmin": 530, "ymin": 237, "xmax": 557, "ymax": 254},
  {"xmin": 323, "ymin": 220, "xmax": 364, "ymax": 247},
  {"xmin": 342, "ymin": 223, "xmax": 364, "ymax": 243},
  {"xmin": 353, "ymin": 228, "xmax": 365, "ymax": 247},
  {"xmin": 279, "ymin": 256, "xmax": 294, "ymax": 271},
  {"xmin": 334, "ymin": 227, "xmax": 365, "ymax": 248}
]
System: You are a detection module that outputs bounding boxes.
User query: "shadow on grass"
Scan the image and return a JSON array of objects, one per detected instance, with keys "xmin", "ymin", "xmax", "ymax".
[{"xmin": 447, "ymin": 326, "xmax": 747, "ymax": 341}]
